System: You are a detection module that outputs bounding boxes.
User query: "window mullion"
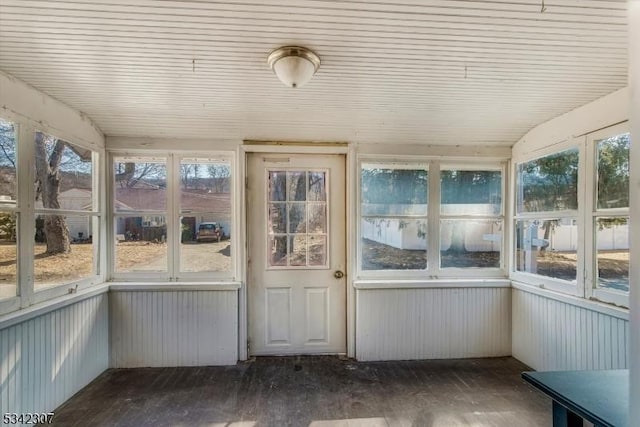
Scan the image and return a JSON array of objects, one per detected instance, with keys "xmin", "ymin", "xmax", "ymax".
[
  {"xmin": 17, "ymin": 124, "xmax": 35, "ymax": 308},
  {"xmin": 169, "ymin": 154, "xmax": 178, "ymax": 280},
  {"xmin": 427, "ymin": 161, "xmax": 440, "ymax": 277},
  {"xmin": 583, "ymin": 136, "xmax": 597, "ymax": 299}
]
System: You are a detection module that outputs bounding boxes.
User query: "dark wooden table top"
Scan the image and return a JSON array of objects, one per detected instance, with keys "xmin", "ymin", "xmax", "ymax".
[{"xmin": 522, "ymin": 369, "xmax": 629, "ymax": 427}]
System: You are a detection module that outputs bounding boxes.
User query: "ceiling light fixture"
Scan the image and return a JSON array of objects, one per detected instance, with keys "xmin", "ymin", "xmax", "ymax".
[{"xmin": 268, "ymin": 46, "xmax": 320, "ymax": 88}]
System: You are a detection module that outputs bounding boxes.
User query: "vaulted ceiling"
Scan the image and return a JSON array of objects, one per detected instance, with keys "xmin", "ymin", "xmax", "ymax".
[{"xmin": 0, "ymin": 0, "xmax": 629, "ymax": 145}]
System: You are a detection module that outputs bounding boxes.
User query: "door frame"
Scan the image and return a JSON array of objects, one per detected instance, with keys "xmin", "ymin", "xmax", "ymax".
[{"xmin": 238, "ymin": 142, "xmax": 355, "ymax": 360}]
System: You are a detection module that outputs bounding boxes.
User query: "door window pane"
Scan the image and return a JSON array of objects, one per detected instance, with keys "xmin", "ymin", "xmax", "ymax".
[
  {"xmin": 287, "ymin": 171, "xmax": 307, "ymax": 201},
  {"xmin": 308, "ymin": 172, "xmax": 326, "ymax": 201},
  {"xmin": 440, "ymin": 220, "xmax": 501, "ymax": 268},
  {"xmin": 115, "ymin": 215, "xmax": 167, "ymax": 272},
  {"xmin": 516, "ymin": 148, "xmax": 579, "ymax": 213},
  {"xmin": 515, "ymin": 218, "xmax": 577, "ymax": 282},
  {"xmin": 597, "ymin": 133, "xmax": 630, "ymax": 210},
  {"xmin": 596, "ymin": 217, "xmax": 629, "ymax": 292}
]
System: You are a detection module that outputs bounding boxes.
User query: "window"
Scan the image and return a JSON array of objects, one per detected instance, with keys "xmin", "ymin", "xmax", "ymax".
[
  {"xmin": 360, "ymin": 164, "xmax": 428, "ymax": 271},
  {"xmin": 586, "ymin": 127, "xmax": 630, "ymax": 306},
  {"xmin": 0, "ymin": 118, "xmax": 17, "ymax": 301},
  {"xmin": 111, "ymin": 153, "xmax": 235, "ymax": 280},
  {"xmin": 359, "ymin": 161, "xmax": 504, "ymax": 277},
  {"xmin": 180, "ymin": 157, "xmax": 232, "ymax": 273},
  {"xmin": 0, "ymin": 120, "xmax": 103, "ymax": 314},
  {"xmin": 513, "ymin": 123, "xmax": 631, "ymax": 307},
  {"xmin": 514, "ymin": 148, "xmax": 579, "ymax": 289},
  {"xmin": 113, "ymin": 156, "xmax": 168, "ymax": 273},
  {"xmin": 440, "ymin": 167, "xmax": 503, "ymax": 269},
  {"xmin": 34, "ymin": 131, "xmax": 100, "ymax": 291}
]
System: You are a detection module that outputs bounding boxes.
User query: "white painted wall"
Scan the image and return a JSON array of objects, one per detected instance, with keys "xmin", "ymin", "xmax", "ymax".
[
  {"xmin": 109, "ymin": 289, "xmax": 238, "ymax": 367},
  {"xmin": 512, "ymin": 287, "xmax": 628, "ymax": 371},
  {"xmin": 355, "ymin": 286, "xmax": 511, "ymax": 361},
  {"xmin": 0, "ymin": 292, "xmax": 109, "ymax": 417}
]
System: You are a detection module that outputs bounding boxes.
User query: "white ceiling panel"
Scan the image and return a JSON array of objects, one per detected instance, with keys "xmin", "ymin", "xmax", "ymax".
[{"xmin": 0, "ymin": 0, "xmax": 628, "ymax": 145}]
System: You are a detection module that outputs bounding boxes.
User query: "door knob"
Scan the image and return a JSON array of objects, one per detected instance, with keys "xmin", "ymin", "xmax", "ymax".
[{"xmin": 334, "ymin": 270, "xmax": 345, "ymax": 279}]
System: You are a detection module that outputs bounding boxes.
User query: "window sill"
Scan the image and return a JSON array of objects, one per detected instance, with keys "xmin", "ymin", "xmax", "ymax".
[
  {"xmin": 353, "ymin": 278, "xmax": 511, "ymax": 290},
  {"xmin": 511, "ymin": 281, "xmax": 629, "ymax": 320},
  {"xmin": 108, "ymin": 282, "xmax": 242, "ymax": 292},
  {"xmin": 0, "ymin": 283, "xmax": 110, "ymax": 330}
]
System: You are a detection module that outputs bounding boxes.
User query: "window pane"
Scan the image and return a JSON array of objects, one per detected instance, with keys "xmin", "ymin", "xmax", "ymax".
[
  {"xmin": 440, "ymin": 220, "xmax": 501, "ymax": 268},
  {"xmin": 180, "ymin": 159, "xmax": 231, "ymax": 212},
  {"xmin": 361, "ymin": 166, "xmax": 428, "ymax": 216},
  {"xmin": 269, "ymin": 235, "xmax": 287, "ymax": 266},
  {"xmin": 309, "ymin": 235, "xmax": 327, "ymax": 266},
  {"xmin": 269, "ymin": 203, "xmax": 287, "ymax": 233},
  {"xmin": 308, "ymin": 172, "xmax": 326, "ymax": 201},
  {"xmin": 0, "ymin": 212, "xmax": 17, "ymax": 300},
  {"xmin": 597, "ymin": 133, "xmax": 630, "ymax": 210},
  {"xmin": 517, "ymin": 148, "xmax": 579, "ymax": 213},
  {"xmin": 180, "ymin": 216, "xmax": 231, "ymax": 273},
  {"xmin": 34, "ymin": 214, "xmax": 96, "ymax": 290},
  {"xmin": 115, "ymin": 216, "xmax": 167, "ymax": 272},
  {"xmin": 114, "ymin": 157, "xmax": 167, "ymax": 212},
  {"xmin": 35, "ymin": 132, "xmax": 94, "ymax": 211},
  {"xmin": 441, "ymin": 170, "xmax": 501, "ymax": 215},
  {"xmin": 268, "ymin": 171, "xmax": 286, "ymax": 201},
  {"xmin": 361, "ymin": 218, "xmax": 427, "ymax": 270},
  {"xmin": 288, "ymin": 203, "xmax": 306, "ymax": 233},
  {"xmin": 596, "ymin": 217, "xmax": 629, "ymax": 292},
  {"xmin": 288, "ymin": 171, "xmax": 306, "ymax": 201},
  {"xmin": 515, "ymin": 218, "xmax": 577, "ymax": 282},
  {"xmin": 0, "ymin": 119, "xmax": 17, "ymax": 205}
]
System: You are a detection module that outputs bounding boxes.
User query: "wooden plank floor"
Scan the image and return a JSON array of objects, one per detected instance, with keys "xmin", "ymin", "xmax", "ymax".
[{"xmin": 50, "ymin": 357, "xmax": 550, "ymax": 426}]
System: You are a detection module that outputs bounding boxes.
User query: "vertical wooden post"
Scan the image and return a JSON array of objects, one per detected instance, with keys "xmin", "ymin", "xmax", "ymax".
[{"xmin": 629, "ymin": 0, "xmax": 640, "ymax": 424}]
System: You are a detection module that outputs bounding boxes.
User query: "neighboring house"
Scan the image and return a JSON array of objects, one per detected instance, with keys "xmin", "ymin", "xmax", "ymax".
[
  {"xmin": 35, "ymin": 188, "xmax": 93, "ymax": 241},
  {"xmin": 114, "ymin": 187, "xmax": 231, "ymax": 241}
]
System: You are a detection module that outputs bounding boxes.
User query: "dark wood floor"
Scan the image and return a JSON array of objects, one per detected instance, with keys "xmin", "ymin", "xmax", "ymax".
[{"xmin": 50, "ymin": 357, "xmax": 550, "ymax": 426}]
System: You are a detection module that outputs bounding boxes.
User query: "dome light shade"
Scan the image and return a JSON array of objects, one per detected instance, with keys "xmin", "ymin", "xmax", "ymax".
[{"xmin": 268, "ymin": 46, "xmax": 320, "ymax": 88}]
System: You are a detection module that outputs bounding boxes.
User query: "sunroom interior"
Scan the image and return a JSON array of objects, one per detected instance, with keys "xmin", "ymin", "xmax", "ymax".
[{"xmin": 0, "ymin": 0, "xmax": 638, "ymax": 425}]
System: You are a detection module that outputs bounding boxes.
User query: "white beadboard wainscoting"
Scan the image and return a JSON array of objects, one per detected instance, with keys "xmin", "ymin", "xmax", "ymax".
[
  {"xmin": 355, "ymin": 283, "xmax": 512, "ymax": 361},
  {"xmin": 512, "ymin": 284, "xmax": 629, "ymax": 371},
  {"xmin": 109, "ymin": 286, "xmax": 240, "ymax": 367},
  {"xmin": 0, "ymin": 291, "xmax": 109, "ymax": 416}
]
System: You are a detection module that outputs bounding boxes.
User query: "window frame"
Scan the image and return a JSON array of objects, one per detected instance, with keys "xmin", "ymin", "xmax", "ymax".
[
  {"xmin": 584, "ymin": 123, "xmax": 630, "ymax": 307},
  {"xmin": 438, "ymin": 162, "xmax": 505, "ymax": 276},
  {"xmin": 510, "ymin": 139, "xmax": 586, "ymax": 296},
  {"xmin": 0, "ymin": 114, "xmax": 106, "ymax": 315},
  {"xmin": 109, "ymin": 151, "xmax": 237, "ymax": 282},
  {"xmin": 356, "ymin": 156, "xmax": 507, "ymax": 280}
]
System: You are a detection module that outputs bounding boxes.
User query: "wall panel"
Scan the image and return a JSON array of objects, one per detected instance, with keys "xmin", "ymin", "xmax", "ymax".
[
  {"xmin": 512, "ymin": 287, "xmax": 628, "ymax": 371},
  {"xmin": 356, "ymin": 287, "xmax": 511, "ymax": 361},
  {"xmin": 110, "ymin": 290, "xmax": 238, "ymax": 367},
  {"xmin": 0, "ymin": 293, "xmax": 109, "ymax": 416}
]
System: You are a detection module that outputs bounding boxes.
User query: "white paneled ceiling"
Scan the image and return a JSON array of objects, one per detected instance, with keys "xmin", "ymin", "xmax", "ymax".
[{"xmin": 0, "ymin": 0, "xmax": 628, "ymax": 145}]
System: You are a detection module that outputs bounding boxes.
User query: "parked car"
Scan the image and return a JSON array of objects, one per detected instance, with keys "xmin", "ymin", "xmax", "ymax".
[{"xmin": 196, "ymin": 222, "xmax": 222, "ymax": 243}]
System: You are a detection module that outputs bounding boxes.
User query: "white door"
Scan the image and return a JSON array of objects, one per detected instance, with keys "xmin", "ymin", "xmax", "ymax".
[{"xmin": 247, "ymin": 153, "xmax": 346, "ymax": 355}]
